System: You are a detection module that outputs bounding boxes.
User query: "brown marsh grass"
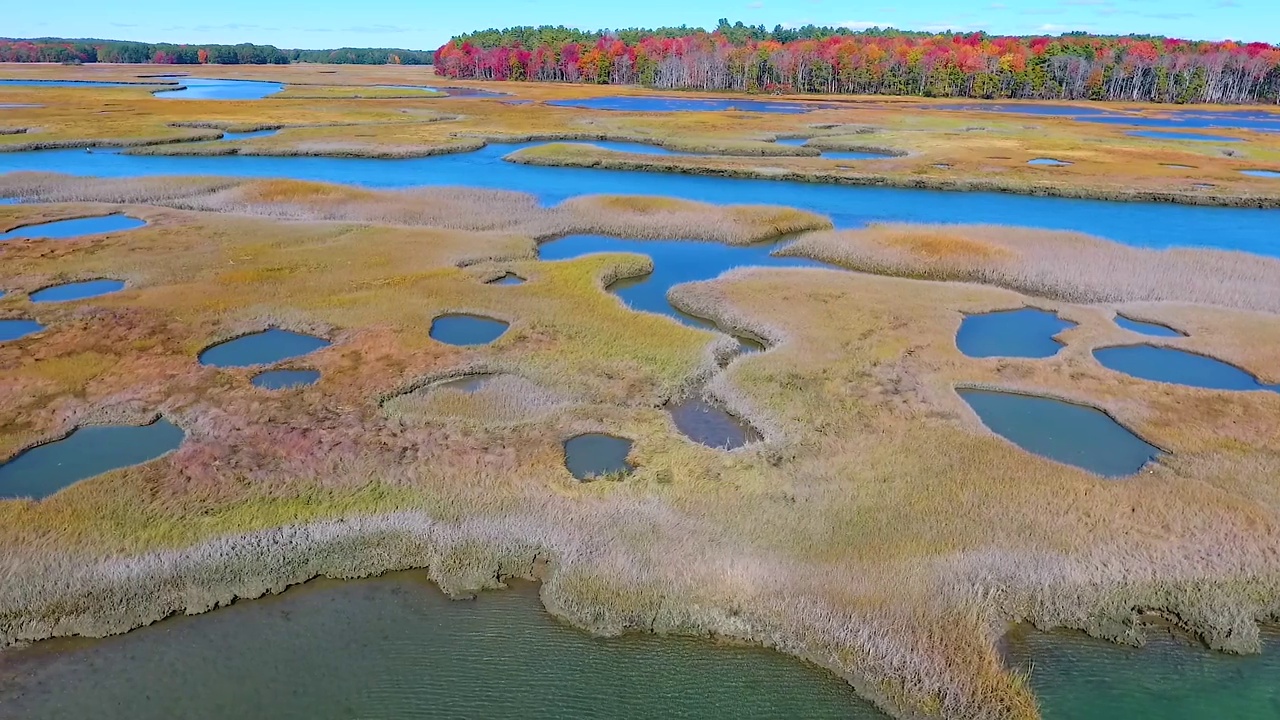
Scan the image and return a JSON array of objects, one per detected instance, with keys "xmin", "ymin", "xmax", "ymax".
[
  {"xmin": 0, "ymin": 174, "xmax": 833, "ymax": 244},
  {"xmin": 3, "ymin": 189, "xmax": 1280, "ymax": 718},
  {"xmin": 779, "ymin": 223, "xmax": 1280, "ymax": 313}
]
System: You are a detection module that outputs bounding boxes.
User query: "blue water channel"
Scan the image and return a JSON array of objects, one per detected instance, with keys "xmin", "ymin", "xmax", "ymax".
[
  {"xmin": 1, "ymin": 143, "xmax": 1278, "ymax": 255},
  {"xmin": 0, "ymin": 319, "xmax": 44, "ymax": 342},
  {"xmin": 547, "ymin": 96, "xmax": 840, "ymax": 113},
  {"xmin": 153, "ymin": 78, "xmax": 284, "ymax": 100},
  {"xmin": 1128, "ymin": 130, "xmax": 1244, "ymax": 142}
]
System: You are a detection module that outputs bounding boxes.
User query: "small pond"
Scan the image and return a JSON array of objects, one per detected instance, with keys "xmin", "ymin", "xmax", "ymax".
[
  {"xmin": 1093, "ymin": 345, "xmax": 1279, "ymax": 393},
  {"xmin": 154, "ymin": 78, "xmax": 284, "ymax": 101},
  {"xmin": 564, "ymin": 433, "xmax": 634, "ymax": 480},
  {"xmin": 432, "ymin": 374, "xmax": 494, "ymax": 392},
  {"xmin": 538, "ymin": 235, "xmax": 823, "ymax": 330},
  {"xmin": 251, "ymin": 369, "xmax": 320, "ymax": 390},
  {"xmin": 0, "ymin": 418, "xmax": 185, "ymax": 500},
  {"xmin": 0, "ymin": 319, "xmax": 45, "ymax": 342},
  {"xmin": 220, "ymin": 129, "xmax": 280, "ymax": 142},
  {"xmin": 1127, "ymin": 130, "xmax": 1243, "ymax": 142},
  {"xmin": 0, "ymin": 214, "xmax": 146, "ymax": 241},
  {"xmin": 199, "ymin": 329, "xmax": 331, "ymax": 368},
  {"xmin": 956, "ymin": 308, "xmax": 1076, "ymax": 359},
  {"xmin": 30, "ymin": 279, "xmax": 125, "ymax": 303},
  {"xmin": 1241, "ymin": 169, "xmax": 1280, "ymax": 179},
  {"xmin": 429, "ymin": 314, "xmax": 509, "ymax": 346},
  {"xmin": 1113, "ymin": 314, "xmax": 1185, "ymax": 338},
  {"xmin": 1028, "ymin": 158, "xmax": 1072, "ymax": 167},
  {"xmin": 669, "ymin": 396, "xmax": 761, "ymax": 450},
  {"xmin": 547, "ymin": 96, "xmax": 838, "ymax": 114},
  {"xmin": 959, "ymin": 389, "xmax": 1159, "ymax": 477},
  {"xmin": 774, "ymin": 137, "xmax": 896, "ymax": 160},
  {"xmin": 0, "ymin": 574, "xmax": 880, "ymax": 719},
  {"xmin": 438, "ymin": 86, "xmax": 510, "ymax": 99},
  {"xmin": 1005, "ymin": 625, "xmax": 1280, "ymax": 720},
  {"xmin": 487, "ymin": 272, "xmax": 525, "ymax": 285}
]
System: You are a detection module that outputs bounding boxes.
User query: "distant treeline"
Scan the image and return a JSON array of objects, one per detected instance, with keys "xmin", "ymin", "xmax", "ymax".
[
  {"xmin": 0, "ymin": 39, "xmax": 433, "ymax": 65},
  {"xmin": 436, "ymin": 21, "xmax": 1280, "ymax": 105}
]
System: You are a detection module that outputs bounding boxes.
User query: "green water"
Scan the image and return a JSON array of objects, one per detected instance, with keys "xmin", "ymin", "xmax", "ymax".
[
  {"xmin": 1006, "ymin": 626, "xmax": 1280, "ymax": 719},
  {"xmin": 0, "ymin": 574, "xmax": 882, "ymax": 720}
]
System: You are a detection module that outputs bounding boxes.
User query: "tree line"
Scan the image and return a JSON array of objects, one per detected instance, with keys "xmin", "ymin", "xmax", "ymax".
[
  {"xmin": 435, "ymin": 25, "xmax": 1280, "ymax": 105},
  {"xmin": 0, "ymin": 39, "xmax": 433, "ymax": 65}
]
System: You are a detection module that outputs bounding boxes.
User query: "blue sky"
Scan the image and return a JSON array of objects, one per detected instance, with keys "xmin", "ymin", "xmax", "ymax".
[{"xmin": 5, "ymin": 0, "xmax": 1273, "ymax": 49}]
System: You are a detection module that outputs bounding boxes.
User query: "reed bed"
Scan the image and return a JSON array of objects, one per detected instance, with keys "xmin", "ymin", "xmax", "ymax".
[
  {"xmin": 0, "ymin": 174, "xmax": 833, "ymax": 244},
  {"xmin": 779, "ymin": 223, "xmax": 1280, "ymax": 313}
]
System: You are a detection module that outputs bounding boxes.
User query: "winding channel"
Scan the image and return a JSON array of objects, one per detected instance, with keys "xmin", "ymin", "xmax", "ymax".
[{"xmin": 1, "ymin": 142, "xmax": 1277, "ymax": 254}]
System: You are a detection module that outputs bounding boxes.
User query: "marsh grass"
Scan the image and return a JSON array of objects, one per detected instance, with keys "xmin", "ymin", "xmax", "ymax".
[
  {"xmin": 779, "ymin": 223, "xmax": 1280, "ymax": 313},
  {"xmin": 3, "ymin": 78, "xmax": 1280, "ymax": 718},
  {"xmin": 0, "ymin": 175, "xmax": 833, "ymax": 244}
]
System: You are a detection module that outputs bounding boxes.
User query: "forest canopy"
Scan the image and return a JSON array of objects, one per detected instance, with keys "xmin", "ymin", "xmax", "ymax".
[
  {"xmin": 436, "ymin": 21, "xmax": 1280, "ymax": 104},
  {"xmin": 0, "ymin": 38, "xmax": 434, "ymax": 65}
]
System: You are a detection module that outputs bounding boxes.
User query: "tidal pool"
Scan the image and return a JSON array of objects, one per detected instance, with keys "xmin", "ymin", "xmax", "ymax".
[
  {"xmin": 0, "ymin": 319, "xmax": 45, "ymax": 342},
  {"xmin": 1005, "ymin": 625, "xmax": 1280, "ymax": 720},
  {"xmin": 29, "ymin": 279, "xmax": 125, "ymax": 303},
  {"xmin": 956, "ymin": 308, "xmax": 1076, "ymax": 359},
  {"xmin": 250, "ymin": 369, "xmax": 320, "ymax": 390},
  {"xmin": 199, "ymin": 329, "xmax": 331, "ymax": 368},
  {"xmin": 429, "ymin": 314, "xmax": 509, "ymax": 346},
  {"xmin": 774, "ymin": 137, "xmax": 897, "ymax": 160},
  {"xmin": 0, "ymin": 214, "xmax": 146, "ymax": 241},
  {"xmin": 0, "ymin": 418, "xmax": 185, "ymax": 500},
  {"xmin": 220, "ymin": 129, "xmax": 280, "ymax": 142},
  {"xmin": 154, "ymin": 78, "xmax": 283, "ymax": 101},
  {"xmin": 539, "ymin": 234, "xmax": 823, "ymax": 330},
  {"xmin": 1028, "ymin": 158, "xmax": 1072, "ymax": 167},
  {"xmin": 2, "ymin": 144, "xmax": 1278, "ymax": 255},
  {"xmin": 959, "ymin": 389, "xmax": 1159, "ymax": 477},
  {"xmin": 1113, "ymin": 314, "xmax": 1185, "ymax": 338},
  {"xmin": 669, "ymin": 396, "xmax": 761, "ymax": 450},
  {"xmin": 487, "ymin": 272, "xmax": 525, "ymax": 285},
  {"xmin": 432, "ymin": 374, "xmax": 494, "ymax": 392},
  {"xmin": 564, "ymin": 433, "xmax": 633, "ymax": 480},
  {"xmin": 1128, "ymin": 130, "xmax": 1243, "ymax": 142},
  {"xmin": 1242, "ymin": 169, "xmax": 1280, "ymax": 179},
  {"xmin": 547, "ymin": 96, "xmax": 839, "ymax": 113},
  {"xmin": 0, "ymin": 574, "xmax": 880, "ymax": 720},
  {"xmin": 1093, "ymin": 345, "xmax": 1279, "ymax": 393}
]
